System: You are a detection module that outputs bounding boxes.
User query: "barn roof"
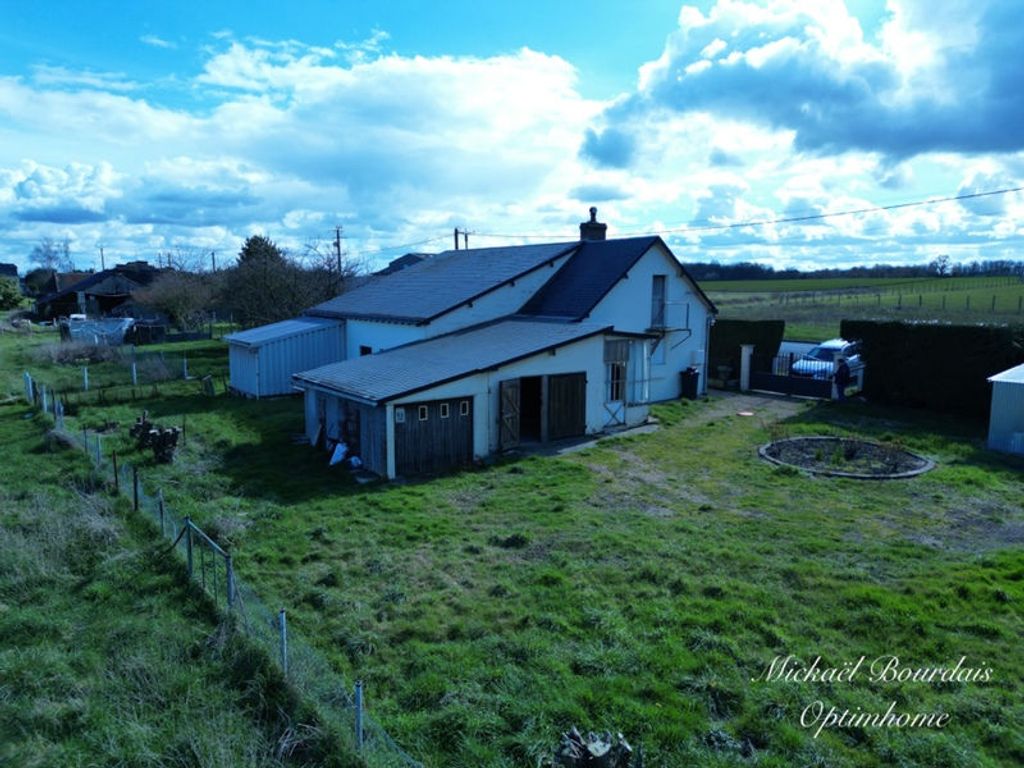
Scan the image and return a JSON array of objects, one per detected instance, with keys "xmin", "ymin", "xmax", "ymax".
[
  {"xmin": 520, "ymin": 236, "xmax": 717, "ymax": 319},
  {"xmin": 225, "ymin": 316, "xmax": 341, "ymax": 347},
  {"xmin": 294, "ymin": 317, "xmax": 635, "ymax": 403},
  {"xmin": 307, "ymin": 242, "xmax": 576, "ymax": 323}
]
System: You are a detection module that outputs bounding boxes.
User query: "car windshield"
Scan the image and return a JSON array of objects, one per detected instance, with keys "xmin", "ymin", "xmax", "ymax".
[{"xmin": 806, "ymin": 347, "xmax": 835, "ymax": 362}]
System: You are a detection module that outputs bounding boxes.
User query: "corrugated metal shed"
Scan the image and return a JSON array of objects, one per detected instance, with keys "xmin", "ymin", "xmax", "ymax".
[
  {"xmin": 307, "ymin": 242, "xmax": 576, "ymax": 323},
  {"xmin": 227, "ymin": 317, "xmax": 343, "ymax": 397},
  {"xmin": 987, "ymin": 363, "xmax": 1024, "ymax": 455},
  {"xmin": 294, "ymin": 317, "xmax": 619, "ymax": 403}
]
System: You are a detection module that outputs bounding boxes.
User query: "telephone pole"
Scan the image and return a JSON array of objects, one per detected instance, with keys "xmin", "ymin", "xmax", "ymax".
[
  {"xmin": 211, "ymin": 251, "xmax": 217, "ymax": 272},
  {"xmin": 98, "ymin": 245, "xmax": 105, "ymax": 271},
  {"xmin": 334, "ymin": 226, "xmax": 343, "ymax": 274}
]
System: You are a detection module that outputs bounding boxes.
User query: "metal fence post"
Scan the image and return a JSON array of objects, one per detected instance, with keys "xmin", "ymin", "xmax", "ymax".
[
  {"xmin": 112, "ymin": 451, "xmax": 119, "ymax": 492},
  {"xmin": 354, "ymin": 680, "xmax": 364, "ymax": 751},
  {"xmin": 131, "ymin": 361, "xmax": 138, "ymax": 386},
  {"xmin": 94, "ymin": 434, "xmax": 101, "ymax": 464},
  {"xmin": 226, "ymin": 555, "xmax": 235, "ymax": 609},
  {"xmin": 83, "ymin": 366, "xmax": 89, "ymax": 391},
  {"xmin": 182, "ymin": 353, "xmax": 189, "ymax": 380},
  {"xmin": 185, "ymin": 517, "xmax": 194, "ymax": 577},
  {"xmin": 158, "ymin": 490, "xmax": 166, "ymax": 536},
  {"xmin": 132, "ymin": 466, "xmax": 139, "ymax": 511},
  {"xmin": 279, "ymin": 609, "xmax": 289, "ymax": 677},
  {"xmin": 41, "ymin": 384, "xmax": 48, "ymax": 414}
]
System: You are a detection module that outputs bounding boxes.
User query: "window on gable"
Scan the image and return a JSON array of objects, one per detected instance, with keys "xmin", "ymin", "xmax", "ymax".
[
  {"xmin": 651, "ymin": 275, "xmax": 667, "ymax": 328},
  {"xmin": 418, "ymin": 405, "xmax": 429, "ymax": 421},
  {"xmin": 440, "ymin": 403, "xmax": 450, "ymax": 418}
]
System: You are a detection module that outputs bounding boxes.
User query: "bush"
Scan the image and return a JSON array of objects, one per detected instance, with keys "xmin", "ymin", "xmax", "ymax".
[
  {"xmin": 840, "ymin": 319, "xmax": 1024, "ymax": 416},
  {"xmin": 0, "ymin": 277, "xmax": 22, "ymax": 310}
]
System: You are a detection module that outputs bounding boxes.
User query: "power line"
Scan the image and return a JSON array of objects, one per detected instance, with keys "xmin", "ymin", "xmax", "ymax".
[{"xmin": 470, "ymin": 185, "xmax": 1024, "ymax": 241}]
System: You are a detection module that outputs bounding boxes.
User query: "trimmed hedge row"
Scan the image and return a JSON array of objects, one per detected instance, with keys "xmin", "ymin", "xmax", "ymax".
[
  {"xmin": 709, "ymin": 319, "xmax": 785, "ymax": 375},
  {"xmin": 840, "ymin": 320, "xmax": 1024, "ymax": 416}
]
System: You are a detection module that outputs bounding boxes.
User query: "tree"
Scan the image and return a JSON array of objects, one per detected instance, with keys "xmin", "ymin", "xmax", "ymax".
[
  {"xmin": 0, "ymin": 277, "xmax": 22, "ymax": 310},
  {"xmin": 29, "ymin": 237, "xmax": 74, "ymax": 271},
  {"xmin": 134, "ymin": 271, "xmax": 218, "ymax": 330},
  {"xmin": 237, "ymin": 235, "xmax": 286, "ymax": 267},
  {"xmin": 929, "ymin": 254, "xmax": 951, "ymax": 277},
  {"xmin": 23, "ymin": 267, "xmax": 55, "ymax": 297}
]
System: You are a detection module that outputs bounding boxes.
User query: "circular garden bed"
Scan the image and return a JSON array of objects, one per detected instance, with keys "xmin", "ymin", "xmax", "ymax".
[{"xmin": 759, "ymin": 436, "xmax": 934, "ymax": 479}]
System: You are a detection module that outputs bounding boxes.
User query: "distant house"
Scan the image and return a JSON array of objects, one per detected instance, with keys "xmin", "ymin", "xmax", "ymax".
[
  {"xmin": 988, "ymin": 363, "xmax": 1024, "ymax": 455},
  {"xmin": 35, "ymin": 261, "xmax": 163, "ymax": 320},
  {"xmin": 375, "ymin": 252, "xmax": 431, "ymax": 276},
  {"xmin": 232, "ymin": 209, "xmax": 717, "ymax": 478}
]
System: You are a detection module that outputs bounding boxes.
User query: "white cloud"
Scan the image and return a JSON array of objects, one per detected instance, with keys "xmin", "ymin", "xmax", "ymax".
[{"xmin": 140, "ymin": 34, "xmax": 177, "ymax": 50}]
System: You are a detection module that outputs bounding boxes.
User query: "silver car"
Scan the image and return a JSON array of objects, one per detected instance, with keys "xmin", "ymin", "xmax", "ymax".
[{"xmin": 790, "ymin": 339, "xmax": 862, "ymax": 379}]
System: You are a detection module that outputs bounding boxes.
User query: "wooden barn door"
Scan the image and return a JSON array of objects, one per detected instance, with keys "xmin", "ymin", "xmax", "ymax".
[
  {"xmin": 548, "ymin": 373, "xmax": 586, "ymax": 440},
  {"xmin": 499, "ymin": 378, "xmax": 521, "ymax": 450},
  {"xmin": 395, "ymin": 398, "xmax": 473, "ymax": 476}
]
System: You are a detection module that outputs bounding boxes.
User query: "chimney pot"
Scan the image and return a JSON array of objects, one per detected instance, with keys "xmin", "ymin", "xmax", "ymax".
[{"xmin": 580, "ymin": 206, "xmax": 607, "ymax": 241}]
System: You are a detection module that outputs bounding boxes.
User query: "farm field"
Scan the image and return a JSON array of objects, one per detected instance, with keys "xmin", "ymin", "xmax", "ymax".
[
  {"xmin": 703, "ymin": 275, "xmax": 1024, "ymax": 340},
  {"xmin": 8, "ymin": 327, "xmax": 1024, "ymax": 767},
  {"xmin": 0, "ymin": 363, "xmax": 338, "ymax": 767}
]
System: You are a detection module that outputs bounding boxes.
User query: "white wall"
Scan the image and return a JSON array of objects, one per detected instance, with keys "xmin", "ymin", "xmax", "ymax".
[
  {"xmin": 586, "ymin": 242, "xmax": 712, "ymax": 400},
  {"xmin": 228, "ymin": 344, "xmax": 260, "ymax": 396},
  {"xmin": 391, "ymin": 333, "xmax": 649, "ymax": 463},
  {"xmin": 344, "ymin": 319, "xmax": 425, "ymax": 359},
  {"xmin": 988, "ymin": 381, "xmax": 1024, "ymax": 454}
]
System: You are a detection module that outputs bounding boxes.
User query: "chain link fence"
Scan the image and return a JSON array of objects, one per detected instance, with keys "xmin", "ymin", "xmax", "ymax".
[{"xmin": 23, "ymin": 373, "xmax": 423, "ymax": 768}]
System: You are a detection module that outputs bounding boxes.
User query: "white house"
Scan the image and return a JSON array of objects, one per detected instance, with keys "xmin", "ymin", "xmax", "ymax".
[
  {"xmin": 987, "ymin": 363, "xmax": 1024, "ymax": 455},
  {"xmin": 280, "ymin": 209, "xmax": 717, "ymax": 478}
]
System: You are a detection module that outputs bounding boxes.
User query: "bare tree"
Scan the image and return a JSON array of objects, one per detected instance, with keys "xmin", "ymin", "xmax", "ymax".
[
  {"xmin": 135, "ymin": 271, "xmax": 219, "ymax": 329},
  {"xmin": 29, "ymin": 237, "xmax": 74, "ymax": 271}
]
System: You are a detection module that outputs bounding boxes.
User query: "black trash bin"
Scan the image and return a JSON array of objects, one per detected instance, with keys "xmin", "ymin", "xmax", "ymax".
[{"xmin": 680, "ymin": 367, "xmax": 700, "ymax": 400}]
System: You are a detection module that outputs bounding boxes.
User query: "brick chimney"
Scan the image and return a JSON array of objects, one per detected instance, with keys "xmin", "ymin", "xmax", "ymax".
[{"xmin": 579, "ymin": 206, "xmax": 607, "ymax": 241}]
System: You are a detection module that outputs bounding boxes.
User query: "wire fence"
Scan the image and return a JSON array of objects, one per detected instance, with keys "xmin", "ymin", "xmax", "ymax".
[{"xmin": 23, "ymin": 374, "xmax": 423, "ymax": 768}]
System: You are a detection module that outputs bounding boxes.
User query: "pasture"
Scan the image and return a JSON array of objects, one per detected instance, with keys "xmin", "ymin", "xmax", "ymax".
[
  {"xmin": 703, "ymin": 275, "xmax": 1024, "ymax": 340},
  {"xmin": 8, "ymin": 327, "xmax": 1023, "ymax": 767}
]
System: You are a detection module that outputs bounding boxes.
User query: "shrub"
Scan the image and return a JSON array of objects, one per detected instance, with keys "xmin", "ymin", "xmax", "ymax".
[{"xmin": 709, "ymin": 319, "xmax": 785, "ymax": 374}]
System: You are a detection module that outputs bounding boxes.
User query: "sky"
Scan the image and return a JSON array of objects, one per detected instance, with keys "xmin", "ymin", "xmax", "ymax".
[{"xmin": 0, "ymin": 0, "xmax": 1022, "ymax": 273}]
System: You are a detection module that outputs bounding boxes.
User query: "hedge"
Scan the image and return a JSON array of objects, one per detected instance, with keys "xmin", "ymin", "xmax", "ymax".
[
  {"xmin": 709, "ymin": 319, "xmax": 785, "ymax": 376},
  {"xmin": 840, "ymin": 320, "xmax": 1024, "ymax": 417}
]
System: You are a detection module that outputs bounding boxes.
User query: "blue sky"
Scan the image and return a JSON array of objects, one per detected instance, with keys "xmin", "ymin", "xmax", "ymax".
[{"xmin": 0, "ymin": 0, "xmax": 1021, "ymax": 272}]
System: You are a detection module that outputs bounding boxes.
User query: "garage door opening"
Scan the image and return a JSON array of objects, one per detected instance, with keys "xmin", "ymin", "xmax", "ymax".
[{"xmin": 520, "ymin": 376, "xmax": 542, "ymax": 443}]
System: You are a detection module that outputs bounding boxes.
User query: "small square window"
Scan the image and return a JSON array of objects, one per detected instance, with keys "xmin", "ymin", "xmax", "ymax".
[
  {"xmin": 359, "ymin": 345, "xmax": 372, "ymax": 356},
  {"xmin": 394, "ymin": 407, "xmax": 405, "ymax": 423},
  {"xmin": 418, "ymin": 405, "xmax": 429, "ymax": 421},
  {"xmin": 459, "ymin": 400, "xmax": 470, "ymax": 416},
  {"xmin": 440, "ymin": 403, "xmax": 450, "ymax": 418}
]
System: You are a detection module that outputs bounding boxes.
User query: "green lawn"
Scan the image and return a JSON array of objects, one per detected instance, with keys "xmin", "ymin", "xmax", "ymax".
[
  {"xmin": 14, "ymin": 330, "xmax": 1023, "ymax": 767},
  {"xmin": 0, "ymin": 330, "xmax": 343, "ymax": 768}
]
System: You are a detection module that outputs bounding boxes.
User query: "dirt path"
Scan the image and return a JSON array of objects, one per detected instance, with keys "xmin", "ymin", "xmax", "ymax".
[{"xmin": 687, "ymin": 390, "xmax": 810, "ymax": 426}]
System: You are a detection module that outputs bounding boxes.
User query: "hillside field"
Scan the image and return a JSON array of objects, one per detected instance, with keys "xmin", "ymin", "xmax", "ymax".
[
  {"xmin": 702, "ymin": 275, "xmax": 1024, "ymax": 340},
  {"xmin": 6, "ymin": 327, "xmax": 1023, "ymax": 767}
]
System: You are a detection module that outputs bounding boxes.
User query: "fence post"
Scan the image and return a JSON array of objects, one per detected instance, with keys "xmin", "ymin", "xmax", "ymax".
[
  {"xmin": 112, "ymin": 451, "xmax": 119, "ymax": 492},
  {"xmin": 354, "ymin": 680, "xmax": 364, "ymax": 751},
  {"xmin": 279, "ymin": 609, "xmax": 289, "ymax": 677},
  {"xmin": 185, "ymin": 517, "xmax": 194, "ymax": 577},
  {"xmin": 132, "ymin": 465, "xmax": 139, "ymax": 511},
  {"xmin": 41, "ymin": 384, "xmax": 48, "ymax": 414},
  {"xmin": 226, "ymin": 555, "xmax": 235, "ymax": 609},
  {"xmin": 83, "ymin": 366, "xmax": 89, "ymax": 391},
  {"xmin": 182, "ymin": 415, "xmax": 187, "ymax": 447},
  {"xmin": 182, "ymin": 353, "xmax": 189, "ymax": 380},
  {"xmin": 24, "ymin": 372, "xmax": 33, "ymax": 404},
  {"xmin": 94, "ymin": 434, "xmax": 101, "ymax": 464},
  {"xmin": 131, "ymin": 361, "xmax": 138, "ymax": 386},
  {"xmin": 158, "ymin": 490, "xmax": 166, "ymax": 536},
  {"xmin": 82, "ymin": 426, "xmax": 88, "ymax": 448}
]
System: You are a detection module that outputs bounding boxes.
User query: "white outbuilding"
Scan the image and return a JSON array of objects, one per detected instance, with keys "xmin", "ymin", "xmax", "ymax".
[
  {"xmin": 987, "ymin": 363, "xmax": 1024, "ymax": 455},
  {"xmin": 226, "ymin": 317, "xmax": 344, "ymax": 398}
]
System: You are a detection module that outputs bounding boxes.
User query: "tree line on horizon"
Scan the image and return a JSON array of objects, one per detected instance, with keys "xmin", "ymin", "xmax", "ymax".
[{"xmin": 684, "ymin": 255, "xmax": 1024, "ymax": 282}]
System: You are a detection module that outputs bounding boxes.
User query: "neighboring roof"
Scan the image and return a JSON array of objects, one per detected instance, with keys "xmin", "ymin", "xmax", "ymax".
[
  {"xmin": 375, "ymin": 252, "xmax": 431, "ymax": 276},
  {"xmin": 520, "ymin": 236, "xmax": 717, "ymax": 320},
  {"xmin": 225, "ymin": 316, "xmax": 341, "ymax": 347},
  {"xmin": 989, "ymin": 363, "xmax": 1024, "ymax": 385},
  {"xmin": 0, "ymin": 263, "xmax": 18, "ymax": 279},
  {"xmin": 307, "ymin": 242, "xmax": 576, "ymax": 323},
  {"xmin": 39, "ymin": 264, "xmax": 161, "ymax": 305},
  {"xmin": 55, "ymin": 271, "xmax": 94, "ymax": 291},
  {"xmin": 294, "ymin": 317, "xmax": 625, "ymax": 403}
]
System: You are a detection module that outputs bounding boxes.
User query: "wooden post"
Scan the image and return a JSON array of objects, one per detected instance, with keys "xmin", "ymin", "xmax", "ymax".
[
  {"xmin": 279, "ymin": 609, "xmax": 288, "ymax": 676},
  {"xmin": 112, "ymin": 451, "xmax": 119, "ymax": 493},
  {"xmin": 132, "ymin": 466, "xmax": 139, "ymax": 511},
  {"xmin": 185, "ymin": 517, "xmax": 193, "ymax": 577},
  {"xmin": 226, "ymin": 555, "xmax": 235, "ymax": 609},
  {"xmin": 354, "ymin": 680, "xmax": 364, "ymax": 751}
]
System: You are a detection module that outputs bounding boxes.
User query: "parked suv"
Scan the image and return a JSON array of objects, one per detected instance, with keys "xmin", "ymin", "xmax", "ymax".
[{"xmin": 790, "ymin": 338, "xmax": 862, "ymax": 379}]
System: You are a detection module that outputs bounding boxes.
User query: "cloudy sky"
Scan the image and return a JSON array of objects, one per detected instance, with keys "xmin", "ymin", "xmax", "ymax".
[{"xmin": 1, "ymin": 0, "xmax": 1022, "ymax": 273}]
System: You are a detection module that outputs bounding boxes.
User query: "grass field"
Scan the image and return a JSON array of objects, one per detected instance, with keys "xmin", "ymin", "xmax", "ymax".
[
  {"xmin": 703, "ymin": 276, "xmax": 1024, "ymax": 340},
  {"xmin": 0, "ymin": 329, "xmax": 342, "ymax": 768},
  {"xmin": 9, "ymin": 327, "xmax": 1023, "ymax": 767}
]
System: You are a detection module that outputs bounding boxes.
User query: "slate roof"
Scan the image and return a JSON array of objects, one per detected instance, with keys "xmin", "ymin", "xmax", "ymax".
[
  {"xmin": 307, "ymin": 242, "xmax": 576, "ymax": 323},
  {"xmin": 225, "ymin": 316, "xmax": 341, "ymax": 347},
  {"xmin": 520, "ymin": 236, "xmax": 717, "ymax": 319},
  {"xmin": 39, "ymin": 264, "xmax": 161, "ymax": 304},
  {"xmin": 294, "ymin": 317, "xmax": 623, "ymax": 403}
]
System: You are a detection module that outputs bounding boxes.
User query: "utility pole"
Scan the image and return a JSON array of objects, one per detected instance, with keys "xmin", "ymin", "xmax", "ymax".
[
  {"xmin": 211, "ymin": 251, "xmax": 217, "ymax": 272},
  {"xmin": 454, "ymin": 227, "xmax": 459, "ymax": 250},
  {"xmin": 453, "ymin": 228, "xmax": 470, "ymax": 250},
  {"xmin": 334, "ymin": 226, "xmax": 343, "ymax": 275},
  {"xmin": 98, "ymin": 245, "xmax": 105, "ymax": 271}
]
